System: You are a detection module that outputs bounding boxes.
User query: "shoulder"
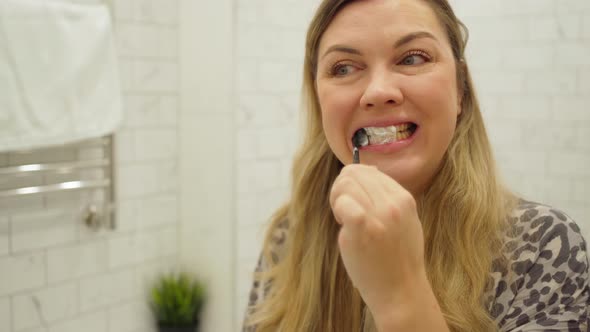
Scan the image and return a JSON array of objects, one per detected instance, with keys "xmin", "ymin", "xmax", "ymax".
[
  {"xmin": 504, "ymin": 200, "xmax": 587, "ymax": 280},
  {"xmin": 242, "ymin": 218, "xmax": 290, "ymax": 331},
  {"xmin": 490, "ymin": 200, "xmax": 589, "ymax": 331},
  {"xmin": 508, "ymin": 200, "xmax": 585, "ymax": 245},
  {"xmin": 245, "ymin": 218, "xmax": 289, "ymax": 307}
]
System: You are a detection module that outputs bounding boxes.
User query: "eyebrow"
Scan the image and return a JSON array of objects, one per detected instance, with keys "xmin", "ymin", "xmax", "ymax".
[{"xmin": 320, "ymin": 31, "xmax": 438, "ymax": 60}]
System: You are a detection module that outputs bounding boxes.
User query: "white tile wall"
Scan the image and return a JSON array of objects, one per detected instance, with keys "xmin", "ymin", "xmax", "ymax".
[
  {"xmin": 524, "ymin": 70, "xmax": 578, "ymax": 95},
  {"xmin": 237, "ymin": 160, "xmax": 282, "ymax": 195},
  {"xmin": 258, "ymin": 61, "xmax": 303, "ymax": 93},
  {"xmin": 133, "ymin": 61, "xmax": 178, "ymax": 93},
  {"xmin": 136, "ymin": 226, "xmax": 177, "ymax": 262},
  {"xmin": 117, "ymin": 164, "xmax": 160, "ymax": 199},
  {"xmin": 11, "ymin": 210, "xmax": 78, "ymax": 253},
  {"xmin": 115, "ymin": 24, "xmax": 177, "ymax": 59},
  {"xmin": 0, "ymin": 217, "xmax": 9, "ymax": 256},
  {"xmin": 134, "ymin": 129, "xmax": 177, "ymax": 161},
  {"xmin": 0, "ymin": 197, "xmax": 45, "ymax": 217},
  {"xmin": 584, "ymin": 15, "xmax": 590, "ymax": 38},
  {"xmin": 108, "ymin": 300, "xmax": 154, "ymax": 332},
  {"xmin": 20, "ymin": 328, "xmax": 47, "ymax": 332},
  {"xmin": 46, "ymin": 241, "xmax": 108, "ymax": 283},
  {"xmin": 136, "ymin": 0, "xmax": 178, "ymax": 25},
  {"xmin": 112, "ymin": 0, "xmax": 178, "ymax": 25},
  {"xmin": 12, "ymin": 283, "xmax": 78, "ymax": 331},
  {"xmin": 136, "ymin": 195, "xmax": 177, "ymax": 228},
  {"xmin": 122, "ymin": 96, "xmax": 178, "ymax": 129},
  {"xmin": 79, "ymin": 268, "xmax": 138, "ymax": 312},
  {"xmin": 580, "ymin": 69, "xmax": 590, "ymax": 94},
  {"xmin": 0, "ymin": 253, "xmax": 45, "ymax": 297},
  {"xmin": 0, "ymin": 0, "xmax": 181, "ymax": 331},
  {"xmin": 0, "ymin": 297, "xmax": 10, "ymax": 332},
  {"xmin": 107, "ymin": 234, "xmax": 140, "ymax": 269},
  {"xmin": 454, "ymin": 0, "xmax": 590, "ymax": 231},
  {"xmin": 0, "ymin": 1, "xmax": 587, "ymax": 330},
  {"xmin": 47, "ymin": 311, "xmax": 108, "ymax": 332},
  {"xmin": 234, "ymin": 0, "xmax": 319, "ymax": 324},
  {"xmin": 234, "ymin": 0, "xmax": 590, "ymax": 327}
]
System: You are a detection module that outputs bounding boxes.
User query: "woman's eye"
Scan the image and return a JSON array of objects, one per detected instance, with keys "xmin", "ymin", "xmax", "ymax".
[
  {"xmin": 331, "ymin": 64, "xmax": 356, "ymax": 76},
  {"xmin": 400, "ymin": 53, "xmax": 429, "ymax": 66}
]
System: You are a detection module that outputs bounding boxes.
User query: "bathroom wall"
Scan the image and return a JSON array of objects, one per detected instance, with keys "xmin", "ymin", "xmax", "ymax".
[
  {"xmin": 234, "ymin": 0, "xmax": 590, "ymax": 327},
  {"xmin": 0, "ymin": 1, "xmax": 588, "ymax": 331},
  {"xmin": 452, "ymin": 0, "xmax": 590, "ymax": 229},
  {"xmin": 178, "ymin": 0, "xmax": 235, "ymax": 331},
  {"xmin": 0, "ymin": 1, "xmax": 180, "ymax": 331},
  {"xmin": 233, "ymin": 0, "xmax": 320, "ymax": 325}
]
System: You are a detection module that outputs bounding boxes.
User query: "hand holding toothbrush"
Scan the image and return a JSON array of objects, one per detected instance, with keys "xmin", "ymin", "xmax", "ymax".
[{"xmin": 330, "ymin": 134, "xmax": 447, "ymax": 330}]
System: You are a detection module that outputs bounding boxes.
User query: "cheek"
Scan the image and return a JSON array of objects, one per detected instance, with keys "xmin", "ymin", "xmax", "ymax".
[
  {"xmin": 316, "ymin": 84, "xmax": 361, "ymax": 163},
  {"xmin": 317, "ymin": 85, "xmax": 357, "ymax": 138},
  {"xmin": 409, "ymin": 72, "xmax": 460, "ymax": 126},
  {"xmin": 426, "ymin": 70, "xmax": 459, "ymax": 111},
  {"xmin": 407, "ymin": 72, "xmax": 460, "ymax": 151},
  {"xmin": 318, "ymin": 86, "xmax": 355, "ymax": 116},
  {"xmin": 415, "ymin": 74, "xmax": 459, "ymax": 109}
]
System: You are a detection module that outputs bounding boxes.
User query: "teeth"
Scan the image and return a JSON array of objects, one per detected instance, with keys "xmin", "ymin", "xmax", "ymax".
[
  {"xmin": 369, "ymin": 124, "xmax": 415, "ymax": 145},
  {"xmin": 353, "ymin": 123, "xmax": 415, "ymax": 148},
  {"xmin": 365, "ymin": 126, "xmax": 398, "ymax": 145}
]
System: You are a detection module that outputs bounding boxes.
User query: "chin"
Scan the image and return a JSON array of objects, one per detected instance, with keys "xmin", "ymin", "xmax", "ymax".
[{"xmin": 379, "ymin": 165, "xmax": 410, "ymax": 183}]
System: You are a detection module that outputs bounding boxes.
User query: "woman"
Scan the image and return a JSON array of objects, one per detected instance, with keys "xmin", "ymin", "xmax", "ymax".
[{"xmin": 242, "ymin": 0, "xmax": 589, "ymax": 331}]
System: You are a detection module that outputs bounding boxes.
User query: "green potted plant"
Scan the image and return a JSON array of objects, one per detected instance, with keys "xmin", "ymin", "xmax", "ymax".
[{"xmin": 149, "ymin": 272, "xmax": 206, "ymax": 332}]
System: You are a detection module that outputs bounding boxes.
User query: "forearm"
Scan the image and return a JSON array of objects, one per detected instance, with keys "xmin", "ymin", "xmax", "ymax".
[{"xmin": 373, "ymin": 274, "xmax": 450, "ymax": 332}]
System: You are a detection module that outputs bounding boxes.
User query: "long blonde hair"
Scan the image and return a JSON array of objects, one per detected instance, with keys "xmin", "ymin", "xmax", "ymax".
[{"xmin": 246, "ymin": 0, "xmax": 516, "ymax": 331}]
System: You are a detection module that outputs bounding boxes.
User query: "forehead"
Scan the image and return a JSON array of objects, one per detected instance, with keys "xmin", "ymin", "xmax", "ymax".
[{"xmin": 319, "ymin": 0, "xmax": 446, "ymax": 49}]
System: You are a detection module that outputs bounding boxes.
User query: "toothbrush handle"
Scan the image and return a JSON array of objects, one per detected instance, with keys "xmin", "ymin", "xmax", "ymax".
[{"xmin": 353, "ymin": 147, "xmax": 360, "ymax": 164}]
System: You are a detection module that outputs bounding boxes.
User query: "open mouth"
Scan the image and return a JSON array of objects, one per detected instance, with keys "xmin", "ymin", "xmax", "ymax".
[{"xmin": 353, "ymin": 122, "xmax": 418, "ymax": 148}]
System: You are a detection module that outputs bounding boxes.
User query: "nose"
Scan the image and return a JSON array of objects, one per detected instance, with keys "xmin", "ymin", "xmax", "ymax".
[{"xmin": 359, "ymin": 72, "xmax": 404, "ymax": 110}]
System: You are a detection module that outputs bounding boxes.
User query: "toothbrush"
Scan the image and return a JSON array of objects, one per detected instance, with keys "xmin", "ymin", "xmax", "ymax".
[
  {"xmin": 351, "ymin": 126, "xmax": 399, "ymax": 164},
  {"xmin": 352, "ymin": 128, "xmax": 369, "ymax": 164}
]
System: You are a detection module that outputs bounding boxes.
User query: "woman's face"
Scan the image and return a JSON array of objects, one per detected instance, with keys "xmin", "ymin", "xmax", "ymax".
[{"xmin": 316, "ymin": 0, "xmax": 461, "ymax": 196}]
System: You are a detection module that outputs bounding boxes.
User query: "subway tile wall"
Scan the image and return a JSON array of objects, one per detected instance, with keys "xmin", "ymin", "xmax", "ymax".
[
  {"xmin": 0, "ymin": 1, "xmax": 179, "ymax": 331},
  {"xmin": 234, "ymin": 0, "xmax": 590, "ymax": 326},
  {"xmin": 234, "ymin": 0, "xmax": 320, "ymax": 324},
  {"xmin": 453, "ymin": 0, "xmax": 590, "ymax": 226},
  {"xmin": 0, "ymin": 1, "xmax": 587, "ymax": 330}
]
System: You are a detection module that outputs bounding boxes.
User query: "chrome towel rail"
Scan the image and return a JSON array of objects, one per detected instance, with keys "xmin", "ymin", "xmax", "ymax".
[
  {"xmin": 0, "ymin": 179, "xmax": 110, "ymax": 198},
  {"xmin": 0, "ymin": 135, "xmax": 117, "ymax": 230},
  {"xmin": 0, "ymin": 159, "xmax": 109, "ymax": 175}
]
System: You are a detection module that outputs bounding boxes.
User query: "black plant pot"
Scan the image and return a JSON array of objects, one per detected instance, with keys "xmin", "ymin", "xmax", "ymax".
[{"xmin": 157, "ymin": 322, "xmax": 199, "ymax": 332}]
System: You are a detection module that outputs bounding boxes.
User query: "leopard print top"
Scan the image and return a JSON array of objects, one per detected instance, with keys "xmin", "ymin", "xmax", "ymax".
[{"xmin": 243, "ymin": 201, "xmax": 590, "ymax": 331}]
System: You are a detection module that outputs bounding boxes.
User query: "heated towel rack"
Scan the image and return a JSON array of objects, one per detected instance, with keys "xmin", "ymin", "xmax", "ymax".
[{"xmin": 0, "ymin": 135, "xmax": 117, "ymax": 230}]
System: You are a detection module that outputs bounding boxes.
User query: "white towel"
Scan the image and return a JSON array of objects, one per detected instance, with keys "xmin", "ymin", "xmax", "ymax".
[{"xmin": 0, "ymin": 0, "xmax": 123, "ymax": 152}]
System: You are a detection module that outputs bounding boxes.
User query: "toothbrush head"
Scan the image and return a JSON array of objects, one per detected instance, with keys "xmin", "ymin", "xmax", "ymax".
[
  {"xmin": 352, "ymin": 128, "xmax": 368, "ymax": 164},
  {"xmin": 352, "ymin": 128, "xmax": 369, "ymax": 148}
]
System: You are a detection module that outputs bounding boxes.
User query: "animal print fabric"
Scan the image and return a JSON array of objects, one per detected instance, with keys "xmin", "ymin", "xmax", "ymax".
[
  {"xmin": 242, "ymin": 201, "xmax": 589, "ymax": 331},
  {"xmin": 488, "ymin": 201, "xmax": 589, "ymax": 331}
]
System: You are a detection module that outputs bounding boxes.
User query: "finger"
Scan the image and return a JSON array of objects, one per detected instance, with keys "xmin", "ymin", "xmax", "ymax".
[
  {"xmin": 337, "ymin": 165, "xmax": 381, "ymax": 204},
  {"xmin": 342, "ymin": 165, "xmax": 392, "ymax": 210},
  {"xmin": 331, "ymin": 193, "xmax": 367, "ymax": 228},
  {"xmin": 369, "ymin": 167, "xmax": 417, "ymax": 213},
  {"xmin": 347, "ymin": 165, "xmax": 415, "ymax": 224},
  {"xmin": 330, "ymin": 171, "xmax": 373, "ymax": 214},
  {"xmin": 337, "ymin": 196, "xmax": 374, "ymax": 258}
]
